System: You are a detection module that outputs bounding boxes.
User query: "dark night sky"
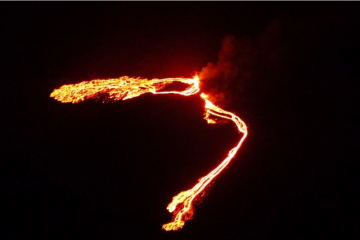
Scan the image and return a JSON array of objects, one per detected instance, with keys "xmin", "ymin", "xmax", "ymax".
[{"xmin": 1, "ymin": 3, "xmax": 358, "ymax": 240}]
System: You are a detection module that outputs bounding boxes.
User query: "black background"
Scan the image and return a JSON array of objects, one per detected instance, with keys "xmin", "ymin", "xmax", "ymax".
[{"xmin": 2, "ymin": 3, "xmax": 358, "ymax": 240}]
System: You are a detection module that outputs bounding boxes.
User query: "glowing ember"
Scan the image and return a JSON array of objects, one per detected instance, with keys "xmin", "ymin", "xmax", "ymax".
[{"xmin": 50, "ymin": 75, "xmax": 247, "ymax": 231}]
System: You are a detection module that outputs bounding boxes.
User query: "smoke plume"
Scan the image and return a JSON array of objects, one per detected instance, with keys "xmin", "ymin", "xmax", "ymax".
[{"xmin": 199, "ymin": 19, "xmax": 287, "ymax": 107}]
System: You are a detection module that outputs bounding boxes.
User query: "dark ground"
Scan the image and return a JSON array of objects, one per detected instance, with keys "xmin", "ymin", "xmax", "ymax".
[{"xmin": 1, "ymin": 3, "xmax": 358, "ymax": 240}]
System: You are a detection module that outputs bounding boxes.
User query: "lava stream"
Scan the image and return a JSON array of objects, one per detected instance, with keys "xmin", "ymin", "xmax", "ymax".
[{"xmin": 50, "ymin": 75, "xmax": 247, "ymax": 231}]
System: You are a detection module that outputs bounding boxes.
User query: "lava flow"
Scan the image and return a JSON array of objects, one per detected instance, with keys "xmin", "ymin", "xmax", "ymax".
[{"xmin": 50, "ymin": 75, "xmax": 247, "ymax": 231}]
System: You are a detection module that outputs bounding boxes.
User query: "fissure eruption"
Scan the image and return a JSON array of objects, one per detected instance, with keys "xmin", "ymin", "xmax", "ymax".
[{"xmin": 50, "ymin": 75, "xmax": 247, "ymax": 231}]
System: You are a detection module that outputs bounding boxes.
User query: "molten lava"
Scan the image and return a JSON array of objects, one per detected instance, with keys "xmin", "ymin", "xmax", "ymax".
[{"xmin": 50, "ymin": 75, "xmax": 247, "ymax": 231}]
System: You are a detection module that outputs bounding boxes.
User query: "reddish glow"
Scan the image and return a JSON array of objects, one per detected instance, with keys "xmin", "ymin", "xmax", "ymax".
[{"xmin": 50, "ymin": 74, "xmax": 247, "ymax": 231}]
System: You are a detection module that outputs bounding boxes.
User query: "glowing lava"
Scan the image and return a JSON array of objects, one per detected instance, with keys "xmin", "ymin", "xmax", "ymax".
[
  {"xmin": 50, "ymin": 76, "xmax": 199, "ymax": 103},
  {"xmin": 50, "ymin": 75, "xmax": 247, "ymax": 231}
]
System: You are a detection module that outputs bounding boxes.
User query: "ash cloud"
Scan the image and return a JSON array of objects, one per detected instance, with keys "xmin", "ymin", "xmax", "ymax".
[{"xmin": 199, "ymin": 19, "xmax": 288, "ymax": 107}]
